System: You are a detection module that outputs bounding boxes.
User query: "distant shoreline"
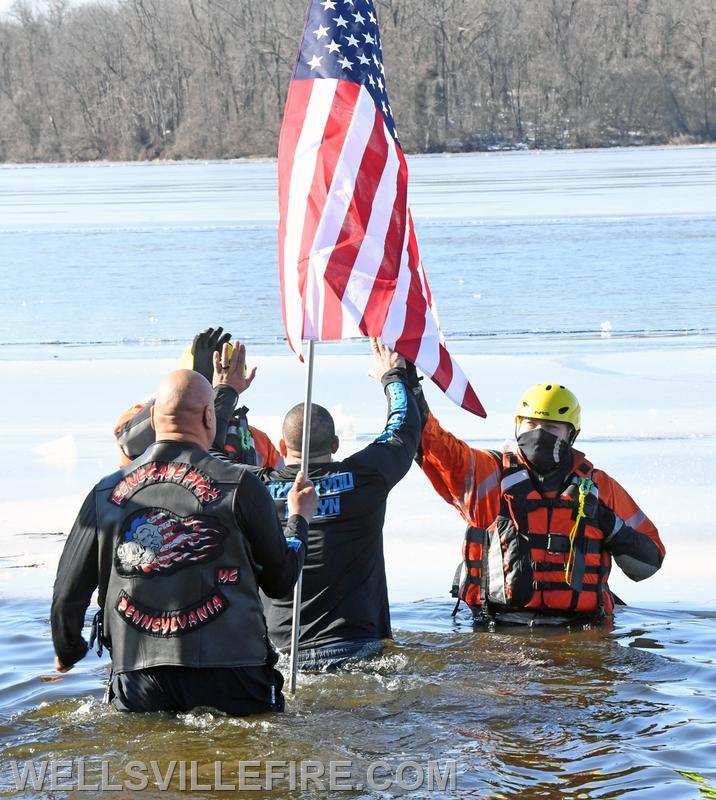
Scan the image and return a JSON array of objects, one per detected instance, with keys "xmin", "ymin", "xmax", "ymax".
[{"xmin": 2, "ymin": 141, "xmax": 716, "ymax": 170}]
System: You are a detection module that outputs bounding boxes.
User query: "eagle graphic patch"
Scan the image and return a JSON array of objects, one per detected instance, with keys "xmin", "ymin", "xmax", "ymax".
[{"xmin": 115, "ymin": 508, "xmax": 226, "ymax": 577}]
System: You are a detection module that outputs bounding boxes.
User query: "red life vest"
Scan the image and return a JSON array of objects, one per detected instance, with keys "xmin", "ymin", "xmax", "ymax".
[{"xmin": 456, "ymin": 451, "xmax": 614, "ymax": 617}]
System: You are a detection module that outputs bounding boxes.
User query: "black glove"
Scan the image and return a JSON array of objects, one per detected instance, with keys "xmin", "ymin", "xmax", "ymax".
[
  {"xmin": 405, "ymin": 360, "xmax": 430, "ymax": 429},
  {"xmin": 190, "ymin": 326, "xmax": 232, "ymax": 382}
]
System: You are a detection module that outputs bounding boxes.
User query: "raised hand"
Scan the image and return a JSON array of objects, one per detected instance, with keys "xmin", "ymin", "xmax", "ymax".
[
  {"xmin": 368, "ymin": 337, "xmax": 405, "ymax": 381},
  {"xmin": 212, "ymin": 339, "xmax": 257, "ymax": 395},
  {"xmin": 191, "ymin": 326, "xmax": 232, "ymax": 381}
]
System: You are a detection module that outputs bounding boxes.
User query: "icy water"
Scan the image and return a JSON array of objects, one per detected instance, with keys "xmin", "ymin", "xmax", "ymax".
[
  {"xmin": 1, "ymin": 147, "xmax": 716, "ymax": 797},
  {"xmin": 1, "ymin": 146, "xmax": 715, "ymax": 357},
  {"xmin": 1, "ymin": 599, "xmax": 715, "ymax": 798}
]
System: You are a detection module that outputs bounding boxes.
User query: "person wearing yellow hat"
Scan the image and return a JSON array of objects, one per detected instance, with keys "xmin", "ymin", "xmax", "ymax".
[
  {"xmin": 114, "ymin": 327, "xmax": 281, "ymax": 470},
  {"xmin": 408, "ymin": 372, "xmax": 665, "ymax": 624}
]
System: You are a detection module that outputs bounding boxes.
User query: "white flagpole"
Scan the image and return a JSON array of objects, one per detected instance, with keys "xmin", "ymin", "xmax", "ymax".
[{"xmin": 288, "ymin": 338, "xmax": 315, "ymax": 695}]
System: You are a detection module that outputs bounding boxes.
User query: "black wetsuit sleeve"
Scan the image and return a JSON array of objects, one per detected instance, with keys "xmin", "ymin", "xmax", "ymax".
[
  {"xmin": 349, "ymin": 368, "xmax": 420, "ymax": 489},
  {"xmin": 116, "ymin": 387, "xmax": 238, "ymax": 459},
  {"xmin": 212, "ymin": 386, "xmax": 238, "ymax": 449},
  {"xmin": 51, "ymin": 490, "xmax": 99, "ymax": 668},
  {"xmin": 233, "ymin": 470, "xmax": 308, "ymax": 599}
]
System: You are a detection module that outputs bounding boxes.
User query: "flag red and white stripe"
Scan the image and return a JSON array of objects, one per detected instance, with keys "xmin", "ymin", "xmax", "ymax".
[{"xmin": 277, "ymin": 1, "xmax": 485, "ymax": 417}]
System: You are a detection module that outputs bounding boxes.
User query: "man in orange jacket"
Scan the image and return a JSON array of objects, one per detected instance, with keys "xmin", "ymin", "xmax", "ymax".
[{"xmin": 410, "ymin": 377, "xmax": 665, "ymax": 624}]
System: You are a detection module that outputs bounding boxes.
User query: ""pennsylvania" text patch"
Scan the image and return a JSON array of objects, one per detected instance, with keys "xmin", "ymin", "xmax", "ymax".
[{"xmin": 115, "ymin": 589, "xmax": 228, "ymax": 637}]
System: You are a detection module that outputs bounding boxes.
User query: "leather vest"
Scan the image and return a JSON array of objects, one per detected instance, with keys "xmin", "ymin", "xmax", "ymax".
[
  {"xmin": 96, "ymin": 441, "xmax": 270, "ymax": 672},
  {"xmin": 458, "ymin": 452, "xmax": 613, "ymax": 616}
]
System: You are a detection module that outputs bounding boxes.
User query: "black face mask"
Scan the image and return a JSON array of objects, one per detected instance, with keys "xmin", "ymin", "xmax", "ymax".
[{"xmin": 516, "ymin": 428, "xmax": 572, "ymax": 478}]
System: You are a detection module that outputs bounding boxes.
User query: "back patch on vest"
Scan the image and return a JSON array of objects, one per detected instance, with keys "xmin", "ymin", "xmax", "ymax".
[
  {"xmin": 111, "ymin": 462, "xmax": 220, "ymax": 506},
  {"xmin": 115, "ymin": 508, "xmax": 227, "ymax": 577},
  {"xmin": 115, "ymin": 589, "xmax": 228, "ymax": 637}
]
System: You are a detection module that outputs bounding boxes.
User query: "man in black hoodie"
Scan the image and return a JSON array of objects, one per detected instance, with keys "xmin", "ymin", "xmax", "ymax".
[{"xmin": 258, "ymin": 339, "xmax": 420, "ymax": 668}]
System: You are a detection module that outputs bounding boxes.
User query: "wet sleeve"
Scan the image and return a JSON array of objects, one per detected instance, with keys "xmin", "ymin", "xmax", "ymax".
[
  {"xmin": 349, "ymin": 369, "xmax": 420, "ymax": 490},
  {"xmin": 212, "ymin": 386, "xmax": 238, "ymax": 449},
  {"xmin": 50, "ymin": 490, "xmax": 99, "ymax": 668},
  {"xmin": 419, "ymin": 412, "xmax": 502, "ymax": 528},
  {"xmin": 233, "ymin": 470, "xmax": 308, "ymax": 598},
  {"xmin": 596, "ymin": 471, "xmax": 665, "ymax": 581}
]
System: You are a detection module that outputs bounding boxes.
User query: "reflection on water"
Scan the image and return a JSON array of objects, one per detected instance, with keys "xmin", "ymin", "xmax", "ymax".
[{"xmin": 1, "ymin": 599, "xmax": 714, "ymax": 798}]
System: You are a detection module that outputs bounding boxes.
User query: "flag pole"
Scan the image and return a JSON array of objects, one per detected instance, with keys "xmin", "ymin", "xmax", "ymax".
[{"xmin": 288, "ymin": 337, "xmax": 315, "ymax": 695}]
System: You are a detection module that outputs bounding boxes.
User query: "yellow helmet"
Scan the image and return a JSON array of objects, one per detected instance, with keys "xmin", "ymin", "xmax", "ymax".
[
  {"xmin": 178, "ymin": 341, "xmax": 235, "ymax": 378},
  {"xmin": 515, "ymin": 383, "xmax": 581, "ymax": 432}
]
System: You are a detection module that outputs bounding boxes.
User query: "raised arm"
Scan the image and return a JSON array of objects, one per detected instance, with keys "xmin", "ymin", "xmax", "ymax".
[
  {"xmin": 418, "ymin": 412, "xmax": 502, "ymax": 527},
  {"xmin": 349, "ymin": 339, "xmax": 420, "ymax": 489}
]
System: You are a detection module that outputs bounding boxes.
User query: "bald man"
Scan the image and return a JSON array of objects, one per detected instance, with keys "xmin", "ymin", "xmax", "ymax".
[{"xmin": 51, "ymin": 369, "xmax": 317, "ymax": 716}]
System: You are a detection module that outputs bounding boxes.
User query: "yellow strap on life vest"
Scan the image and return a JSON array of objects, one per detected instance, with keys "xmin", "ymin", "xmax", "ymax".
[{"xmin": 564, "ymin": 477, "xmax": 593, "ymax": 585}]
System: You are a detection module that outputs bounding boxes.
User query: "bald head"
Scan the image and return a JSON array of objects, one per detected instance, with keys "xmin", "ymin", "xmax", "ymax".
[{"xmin": 151, "ymin": 369, "xmax": 216, "ymax": 448}]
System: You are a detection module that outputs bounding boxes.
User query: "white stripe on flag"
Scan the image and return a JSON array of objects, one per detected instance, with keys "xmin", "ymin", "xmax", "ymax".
[
  {"xmin": 415, "ymin": 308, "xmax": 441, "ymax": 376},
  {"xmin": 339, "ymin": 119, "xmax": 401, "ymax": 333},
  {"xmin": 282, "ymin": 79, "xmax": 338, "ymax": 351},
  {"xmin": 378, "ymin": 224, "xmax": 411, "ymax": 349},
  {"xmin": 418, "ymin": 257, "xmax": 443, "ymax": 336},
  {"xmin": 446, "ymin": 360, "xmax": 468, "ymax": 405},
  {"xmin": 303, "ymin": 86, "xmax": 376, "ymax": 339}
]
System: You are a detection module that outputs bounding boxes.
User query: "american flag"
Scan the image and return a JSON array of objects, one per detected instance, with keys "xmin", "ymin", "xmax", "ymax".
[{"xmin": 278, "ymin": 0, "xmax": 486, "ymax": 417}]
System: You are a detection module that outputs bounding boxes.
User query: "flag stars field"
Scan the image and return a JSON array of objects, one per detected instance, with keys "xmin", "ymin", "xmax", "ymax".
[{"xmin": 296, "ymin": 0, "xmax": 395, "ymax": 136}]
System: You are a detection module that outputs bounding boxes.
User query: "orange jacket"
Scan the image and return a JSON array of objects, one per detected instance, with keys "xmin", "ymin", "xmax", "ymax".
[{"xmin": 421, "ymin": 412, "xmax": 665, "ymax": 614}]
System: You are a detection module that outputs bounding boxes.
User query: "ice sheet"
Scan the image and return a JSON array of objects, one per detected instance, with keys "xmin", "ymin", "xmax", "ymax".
[
  {"xmin": 2, "ymin": 146, "xmax": 714, "ymax": 230},
  {"xmin": 1, "ymin": 344, "xmax": 713, "ymax": 606}
]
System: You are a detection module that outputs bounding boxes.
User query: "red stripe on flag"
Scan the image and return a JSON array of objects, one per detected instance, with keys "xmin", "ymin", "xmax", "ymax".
[
  {"xmin": 277, "ymin": 79, "xmax": 314, "ymax": 340},
  {"xmin": 432, "ymin": 343, "xmax": 455, "ymax": 394},
  {"xmin": 394, "ymin": 212, "xmax": 427, "ymax": 361},
  {"xmin": 321, "ymin": 106, "xmax": 390, "ymax": 340},
  {"xmin": 296, "ymin": 81, "xmax": 362, "ymax": 336},
  {"xmin": 359, "ymin": 144, "xmax": 408, "ymax": 335},
  {"xmin": 461, "ymin": 380, "xmax": 487, "ymax": 417}
]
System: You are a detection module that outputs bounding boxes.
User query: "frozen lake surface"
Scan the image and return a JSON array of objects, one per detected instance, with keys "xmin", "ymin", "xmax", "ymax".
[{"xmin": 1, "ymin": 145, "xmax": 715, "ymax": 357}]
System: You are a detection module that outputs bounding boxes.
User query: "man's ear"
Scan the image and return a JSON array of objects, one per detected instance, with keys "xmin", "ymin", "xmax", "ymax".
[
  {"xmin": 279, "ymin": 438, "xmax": 288, "ymax": 457},
  {"xmin": 150, "ymin": 403, "xmax": 156, "ymax": 431},
  {"xmin": 203, "ymin": 404, "xmax": 215, "ymax": 430},
  {"xmin": 331, "ymin": 436, "xmax": 339, "ymax": 454}
]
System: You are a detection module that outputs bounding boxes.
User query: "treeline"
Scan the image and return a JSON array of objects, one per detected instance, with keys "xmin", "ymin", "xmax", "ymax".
[{"xmin": 0, "ymin": 0, "xmax": 713, "ymax": 162}]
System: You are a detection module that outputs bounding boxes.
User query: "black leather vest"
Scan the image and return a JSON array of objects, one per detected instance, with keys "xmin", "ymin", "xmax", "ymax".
[{"xmin": 96, "ymin": 441, "xmax": 270, "ymax": 673}]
